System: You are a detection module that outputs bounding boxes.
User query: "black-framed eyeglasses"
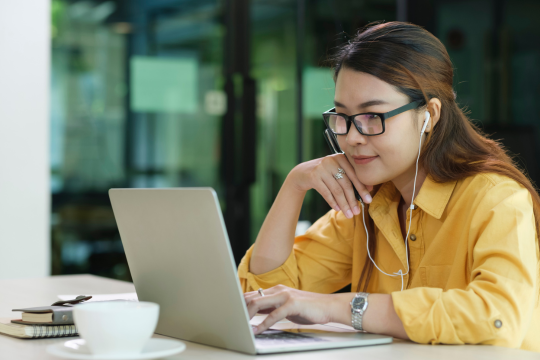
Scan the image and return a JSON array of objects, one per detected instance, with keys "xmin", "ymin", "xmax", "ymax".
[{"xmin": 322, "ymin": 100, "xmax": 423, "ymax": 136}]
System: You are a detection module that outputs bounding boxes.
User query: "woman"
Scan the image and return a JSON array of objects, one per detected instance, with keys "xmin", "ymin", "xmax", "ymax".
[{"xmin": 238, "ymin": 21, "xmax": 540, "ymax": 351}]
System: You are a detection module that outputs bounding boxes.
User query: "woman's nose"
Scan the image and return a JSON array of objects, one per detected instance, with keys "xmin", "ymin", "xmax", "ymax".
[{"xmin": 346, "ymin": 124, "xmax": 368, "ymax": 146}]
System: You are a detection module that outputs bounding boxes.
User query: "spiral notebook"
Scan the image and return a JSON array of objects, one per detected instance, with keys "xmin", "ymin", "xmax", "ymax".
[{"xmin": 0, "ymin": 318, "xmax": 77, "ymax": 339}]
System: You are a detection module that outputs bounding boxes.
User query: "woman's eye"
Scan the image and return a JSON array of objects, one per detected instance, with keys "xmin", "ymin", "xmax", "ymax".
[{"xmin": 364, "ymin": 114, "xmax": 379, "ymax": 120}]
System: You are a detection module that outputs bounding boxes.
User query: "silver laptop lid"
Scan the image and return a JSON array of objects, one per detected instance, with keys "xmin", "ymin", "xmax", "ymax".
[{"xmin": 109, "ymin": 188, "xmax": 257, "ymax": 354}]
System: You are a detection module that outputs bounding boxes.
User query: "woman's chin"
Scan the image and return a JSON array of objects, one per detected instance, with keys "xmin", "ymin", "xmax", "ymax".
[
  {"xmin": 356, "ymin": 170, "xmax": 392, "ymax": 188},
  {"xmin": 356, "ymin": 176, "xmax": 383, "ymax": 188}
]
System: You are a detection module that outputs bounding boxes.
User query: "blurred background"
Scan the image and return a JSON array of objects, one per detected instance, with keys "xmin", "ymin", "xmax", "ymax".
[{"xmin": 1, "ymin": 0, "xmax": 539, "ymax": 281}]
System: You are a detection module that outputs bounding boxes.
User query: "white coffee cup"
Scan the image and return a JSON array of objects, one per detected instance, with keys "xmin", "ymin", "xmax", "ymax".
[{"xmin": 73, "ymin": 301, "xmax": 159, "ymax": 356}]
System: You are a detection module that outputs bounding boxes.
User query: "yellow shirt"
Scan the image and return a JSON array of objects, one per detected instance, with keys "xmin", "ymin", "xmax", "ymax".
[{"xmin": 238, "ymin": 173, "xmax": 540, "ymax": 351}]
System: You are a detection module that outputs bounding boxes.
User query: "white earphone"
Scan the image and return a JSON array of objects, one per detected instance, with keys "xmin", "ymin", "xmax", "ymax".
[
  {"xmin": 360, "ymin": 110, "xmax": 430, "ymax": 291},
  {"xmin": 421, "ymin": 111, "xmax": 430, "ymax": 134}
]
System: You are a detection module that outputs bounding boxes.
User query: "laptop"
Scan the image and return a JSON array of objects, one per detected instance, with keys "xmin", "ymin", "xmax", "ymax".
[{"xmin": 108, "ymin": 188, "xmax": 392, "ymax": 354}]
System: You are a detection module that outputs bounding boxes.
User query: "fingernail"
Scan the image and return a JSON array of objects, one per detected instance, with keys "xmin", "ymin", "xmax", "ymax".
[
  {"xmin": 353, "ymin": 206, "xmax": 360, "ymax": 215},
  {"xmin": 252, "ymin": 326, "xmax": 258, "ymax": 334},
  {"xmin": 335, "ymin": 205, "xmax": 340, "ymax": 211},
  {"xmin": 364, "ymin": 194, "xmax": 372, "ymax": 203},
  {"xmin": 346, "ymin": 210, "xmax": 353, "ymax": 218}
]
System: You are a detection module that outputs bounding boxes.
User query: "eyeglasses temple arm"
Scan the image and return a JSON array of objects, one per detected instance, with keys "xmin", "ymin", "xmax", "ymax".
[
  {"xmin": 384, "ymin": 100, "xmax": 423, "ymax": 119},
  {"xmin": 324, "ymin": 129, "xmax": 342, "ymax": 154}
]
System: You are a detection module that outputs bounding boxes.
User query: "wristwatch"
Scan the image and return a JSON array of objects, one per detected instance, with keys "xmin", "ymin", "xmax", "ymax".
[{"xmin": 350, "ymin": 292, "xmax": 369, "ymax": 331}]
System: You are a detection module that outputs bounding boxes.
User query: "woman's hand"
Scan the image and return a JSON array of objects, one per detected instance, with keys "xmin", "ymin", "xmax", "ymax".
[
  {"xmin": 289, "ymin": 154, "xmax": 373, "ymax": 219},
  {"xmin": 244, "ymin": 285, "xmax": 410, "ymax": 339},
  {"xmin": 248, "ymin": 154, "xmax": 372, "ymax": 275},
  {"xmin": 244, "ymin": 285, "xmax": 353, "ymax": 335}
]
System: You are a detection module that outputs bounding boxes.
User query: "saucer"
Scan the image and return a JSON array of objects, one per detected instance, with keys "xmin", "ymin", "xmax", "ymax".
[{"xmin": 46, "ymin": 338, "xmax": 186, "ymax": 360}]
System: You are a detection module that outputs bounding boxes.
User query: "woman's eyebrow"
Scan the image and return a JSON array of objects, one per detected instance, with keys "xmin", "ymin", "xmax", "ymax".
[{"xmin": 333, "ymin": 99, "xmax": 389, "ymax": 109}]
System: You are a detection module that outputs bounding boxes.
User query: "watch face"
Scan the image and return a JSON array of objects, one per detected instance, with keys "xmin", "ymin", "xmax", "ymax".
[{"xmin": 352, "ymin": 296, "xmax": 367, "ymax": 312}]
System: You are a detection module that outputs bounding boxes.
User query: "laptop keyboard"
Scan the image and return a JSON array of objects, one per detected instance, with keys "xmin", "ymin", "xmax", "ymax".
[{"xmin": 255, "ymin": 329, "xmax": 327, "ymax": 344}]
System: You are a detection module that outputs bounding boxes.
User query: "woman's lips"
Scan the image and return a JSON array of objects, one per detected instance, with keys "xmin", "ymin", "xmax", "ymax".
[{"xmin": 352, "ymin": 155, "xmax": 378, "ymax": 165}]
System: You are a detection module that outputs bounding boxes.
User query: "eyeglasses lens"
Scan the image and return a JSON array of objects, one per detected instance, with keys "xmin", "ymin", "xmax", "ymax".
[
  {"xmin": 354, "ymin": 114, "xmax": 383, "ymax": 135},
  {"xmin": 328, "ymin": 114, "xmax": 348, "ymax": 134}
]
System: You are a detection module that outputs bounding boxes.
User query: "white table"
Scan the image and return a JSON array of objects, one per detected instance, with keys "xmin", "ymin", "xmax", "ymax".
[{"xmin": 0, "ymin": 275, "xmax": 537, "ymax": 359}]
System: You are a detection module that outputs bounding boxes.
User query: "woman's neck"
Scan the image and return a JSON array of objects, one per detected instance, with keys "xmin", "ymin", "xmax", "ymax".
[{"xmin": 392, "ymin": 167, "xmax": 428, "ymax": 209}]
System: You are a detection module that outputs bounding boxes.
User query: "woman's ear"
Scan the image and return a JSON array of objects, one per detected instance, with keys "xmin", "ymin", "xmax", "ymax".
[{"xmin": 424, "ymin": 98, "xmax": 442, "ymax": 133}]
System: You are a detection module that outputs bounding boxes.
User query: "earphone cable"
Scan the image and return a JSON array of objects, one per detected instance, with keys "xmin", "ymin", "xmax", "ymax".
[{"xmin": 362, "ymin": 119, "xmax": 426, "ymax": 291}]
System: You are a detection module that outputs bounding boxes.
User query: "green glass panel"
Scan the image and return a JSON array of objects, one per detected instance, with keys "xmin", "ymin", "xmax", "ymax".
[
  {"xmin": 303, "ymin": 67, "xmax": 335, "ymax": 117},
  {"xmin": 131, "ymin": 56, "xmax": 198, "ymax": 114}
]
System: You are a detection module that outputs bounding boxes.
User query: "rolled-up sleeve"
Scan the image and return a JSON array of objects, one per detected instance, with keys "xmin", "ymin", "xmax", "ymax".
[
  {"xmin": 238, "ymin": 209, "xmax": 356, "ymax": 293},
  {"xmin": 392, "ymin": 181, "xmax": 539, "ymax": 347}
]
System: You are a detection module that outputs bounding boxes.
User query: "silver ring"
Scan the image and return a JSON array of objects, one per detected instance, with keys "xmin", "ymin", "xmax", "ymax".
[
  {"xmin": 334, "ymin": 168, "xmax": 345, "ymax": 180},
  {"xmin": 258, "ymin": 288, "xmax": 265, "ymax": 297}
]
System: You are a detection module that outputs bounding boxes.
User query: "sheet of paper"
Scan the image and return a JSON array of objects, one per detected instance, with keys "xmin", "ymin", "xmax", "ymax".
[{"xmin": 57, "ymin": 293, "xmax": 138, "ymax": 302}]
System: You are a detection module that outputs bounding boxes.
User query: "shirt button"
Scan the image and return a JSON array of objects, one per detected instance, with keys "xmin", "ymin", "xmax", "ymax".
[
  {"xmin": 494, "ymin": 320, "xmax": 502, "ymax": 328},
  {"xmin": 410, "ymin": 234, "xmax": 417, "ymax": 241}
]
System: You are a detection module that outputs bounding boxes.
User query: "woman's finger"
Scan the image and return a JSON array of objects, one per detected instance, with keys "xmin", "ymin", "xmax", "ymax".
[
  {"xmin": 336, "ymin": 155, "xmax": 372, "ymax": 203},
  {"xmin": 321, "ymin": 172, "xmax": 353, "ymax": 218},
  {"xmin": 247, "ymin": 292, "xmax": 288, "ymax": 319},
  {"xmin": 244, "ymin": 292, "xmax": 261, "ymax": 307},
  {"xmin": 244, "ymin": 290, "xmax": 258, "ymax": 298},
  {"xmin": 244, "ymin": 285, "xmax": 286, "ymax": 307},
  {"xmin": 253, "ymin": 304, "xmax": 292, "ymax": 335},
  {"xmin": 246, "ymin": 291, "xmax": 287, "ymax": 318},
  {"xmin": 323, "ymin": 164, "xmax": 359, "ymax": 216},
  {"xmin": 254, "ymin": 307, "xmax": 276, "ymax": 315},
  {"xmin": 314, "ymin": 180, "xmax": 341, "ymax": 212}
]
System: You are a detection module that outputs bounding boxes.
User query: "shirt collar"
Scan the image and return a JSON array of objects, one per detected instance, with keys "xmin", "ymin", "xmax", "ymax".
[
  {"xmin": 370, "ymin": 175, "xmax": 457, "ymax": 220},
  {"xmin": 414, "ymin": 176, "xmax": 457, "ymax": 219}
]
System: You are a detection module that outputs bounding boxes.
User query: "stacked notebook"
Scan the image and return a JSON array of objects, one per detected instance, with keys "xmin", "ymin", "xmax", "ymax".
[
  {"xmin": 0, "ymin": 318, "xmax": 77, "ymax": 339},
  {"xmin": 1, "ymin": 294, "xmax": 138, "ymax": 339},
  {"xmin": 0, "ymin": 296, "xmax": 90, "ymax": 339}
]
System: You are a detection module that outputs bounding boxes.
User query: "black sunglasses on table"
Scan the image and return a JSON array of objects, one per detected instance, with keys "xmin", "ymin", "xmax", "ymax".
[{"xmin": 322, "ymin": 100, "xmax": 423, "ymax": 136}]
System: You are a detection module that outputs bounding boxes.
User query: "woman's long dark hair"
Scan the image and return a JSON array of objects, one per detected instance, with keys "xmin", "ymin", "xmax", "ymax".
[{"xmin": 329, "ymin": 21, "xmax": 540, "ymax": 292}]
